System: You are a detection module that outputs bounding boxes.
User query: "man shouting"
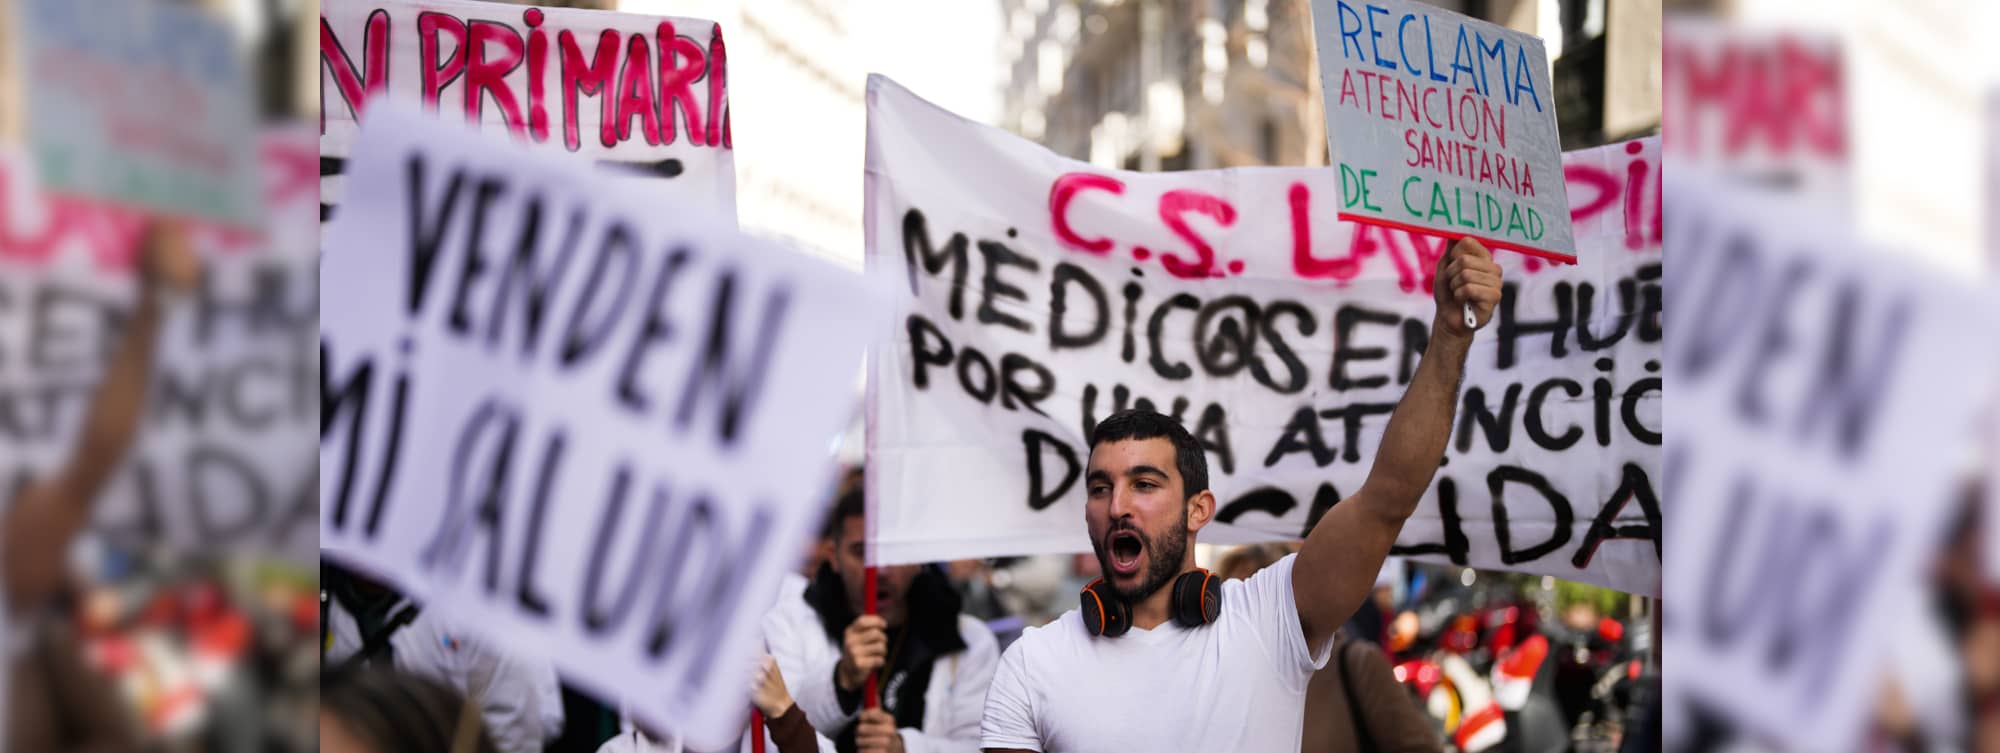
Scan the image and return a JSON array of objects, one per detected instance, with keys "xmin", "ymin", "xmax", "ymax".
[{"xmin": 980, "ymin": 238, "xmax": 1503, "ymax": 752}]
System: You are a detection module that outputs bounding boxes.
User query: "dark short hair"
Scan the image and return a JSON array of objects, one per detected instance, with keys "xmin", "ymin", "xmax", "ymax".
[
  {"xmin": 1088, "ymin": 409, "xmax": 1208, "ymax": 499},
  {"xmin": 322, "ymin": 667, "xmax": 498, "ymax": 753},
  {"xmin": 825, "ymin": 487, "xmax": 866, "ymax": 544}
]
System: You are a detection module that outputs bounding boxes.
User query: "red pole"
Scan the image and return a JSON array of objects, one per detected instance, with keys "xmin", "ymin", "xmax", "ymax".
[
  {"xmin": 749, "ymin": 709, "xmax": 766, "ymax": 753},
  {"xmin": 863, "ymin": 565, "xmax": 879, "ymax": 708}
]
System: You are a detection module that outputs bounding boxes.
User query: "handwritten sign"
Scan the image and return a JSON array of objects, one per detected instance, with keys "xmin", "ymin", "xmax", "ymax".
[
  {"xmin": 18, "ymin": 0, "xmax": 264, "ymax": 230},
  {"xmin": 865, "ymin": 76, "xmax": 1659, "ymax": 595},
  {"xmin": 1308, "ymin": 0, "xmax": 1575, "ymax": 263},
  {"xmin": 1663, "ymin": 171, "xmax": 1996, "ymax": 752},
  {"xmin": 0, "ymin": 129, "xmax": 321, "ymax": 562},
  {"xmin": 318, "ymin": 0, "xmax": 737, "ymax": 222},
  {"xmin": 1663, "ymin": 18, "xmax": 1848, "ymax": 206},
  {"xmin": 318, "ymin": 104, "xmax": 883, "ymax": 750}
]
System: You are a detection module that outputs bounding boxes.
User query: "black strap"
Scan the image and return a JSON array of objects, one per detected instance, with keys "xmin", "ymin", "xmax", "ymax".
[
  {"xmin": 1338, "ymin": 639, "xmax": 1379, "ymax": 753},
  {"xmin": 332, "ymin": 601, "xmax": 422, "ymax": 673}
]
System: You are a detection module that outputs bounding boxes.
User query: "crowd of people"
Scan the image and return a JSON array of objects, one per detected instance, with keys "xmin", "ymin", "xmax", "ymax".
[
  {"xmin": 309, "ymin": 240, "xmax": 1658, "ymax": 753},
  {"xmin": 317, "ymin": 490, "xmax": 1659, "ymax": 753},
  {"xmin": 0, "ymin": 228, "xmax": 1660, "ymax": 752}
]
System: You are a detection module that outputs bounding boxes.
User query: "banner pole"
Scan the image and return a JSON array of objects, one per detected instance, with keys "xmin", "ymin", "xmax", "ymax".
[
  {"xmin": 863, "ymin": 565, "xmax": 880, "ymax": 708},
  {"xmin": 749, "ymin": 710, "xmax": 766, "ymax": 753}
]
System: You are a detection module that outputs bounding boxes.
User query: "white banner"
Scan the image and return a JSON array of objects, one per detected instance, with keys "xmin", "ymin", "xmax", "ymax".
[
  {"xmin": 318, "ymin": 103, "xmax": 885, "ymax": 750},
  {"xmin": 319, "ymin": 0, "xmax": 736, "ymax": 221},
  {"xmin": 1663, "ymin": 18, "xmax": 1848, "ymax": 207},
  {"xmin": 865, "ymin": 76, "xmax": 1659, "ymax": 596},
  {"xmin": 0, "ymin": 128, "xmax": 321, "ymax": 563},
  {"xmin": 1663, "ymin": 172, "xmax": 1996, "ymax": 753},
  {"xmin": 1309, "ymin": 0, "xmax": 1575, "ymax": 262}
]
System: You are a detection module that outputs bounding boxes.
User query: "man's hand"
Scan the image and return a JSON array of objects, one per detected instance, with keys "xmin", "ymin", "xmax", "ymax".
[
  {"xmin": 837, "ymin": 615, "xmax": 888, "ymax": 692},
  {"xmin": 1432, "ymin": 237, "xmax": 1501, "ymax": 338},
  {"xmin": 855, "ymin": 708, "xmax": 905, "ymax": 753},
  {"xmin": 751, "ymin": 654, "xmax": 793, "ymax": 719},
  {"xmin": 138, "ymin": 220, "xmax": 199, "ymax": 295}
]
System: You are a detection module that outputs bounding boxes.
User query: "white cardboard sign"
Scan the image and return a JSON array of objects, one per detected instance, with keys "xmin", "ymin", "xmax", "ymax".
[
  {"xmin": 1309, "ymin": 0, "xmax": 1576, "ymax": 263},
  {"xmin": 19, "ymin": 0, "xmax": 265, "ymax": 230},
  {"xmin": 318, "ymin": 104, "xmax": 883, "ymax": 750},
  {"xmin": 1663, "ymin": 171, "xmax": 1997, "ymax": 753},
  {"xmin": 865, "ymin": 76, "xmax": 1660, "ymax": 595}
]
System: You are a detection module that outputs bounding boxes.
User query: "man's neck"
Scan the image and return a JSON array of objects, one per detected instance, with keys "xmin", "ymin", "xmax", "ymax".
[{"xmin": 1129, "ymin": 565, "xmax": 1197, "ymax": 630}]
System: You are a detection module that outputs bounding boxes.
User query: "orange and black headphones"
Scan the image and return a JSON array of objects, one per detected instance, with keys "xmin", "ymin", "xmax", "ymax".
[{"xmin": 1079, "ymin": 569, "xmax": 1223, "ymax": 637}]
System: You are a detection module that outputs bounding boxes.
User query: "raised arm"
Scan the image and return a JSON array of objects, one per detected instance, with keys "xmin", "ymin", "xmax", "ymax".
[
  {"xmin": 1292, "ymin": 238, "xmax": 1501, "ymax": 654},
  {"xmin": 3, "ymin": 221, "xmax": 197, "ymax": 611}
]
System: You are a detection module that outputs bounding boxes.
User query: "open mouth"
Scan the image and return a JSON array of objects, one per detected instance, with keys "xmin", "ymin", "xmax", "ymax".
[{"xmin": 1108, "ymin": 530, "xmax": 1144, "ymax": 576}]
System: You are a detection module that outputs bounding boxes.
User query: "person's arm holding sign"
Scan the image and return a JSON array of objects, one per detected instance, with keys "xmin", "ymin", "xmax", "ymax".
[
  {"xmin": 753, "ymin": 654, "xmax": 823, "ymax": 753},
  {"xmin": 1292, "ymin": 238, "xmax": 1500, "ymax": 656},
  {"xmin": 3, "ymin": 221, "xmax": 197, "ymax": 611}
]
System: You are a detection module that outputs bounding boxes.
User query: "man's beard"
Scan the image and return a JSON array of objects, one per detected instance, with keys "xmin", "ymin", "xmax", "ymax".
[{"xmin": 1093, "ymin": 514, "xmax": 1190, "ymax": 604}]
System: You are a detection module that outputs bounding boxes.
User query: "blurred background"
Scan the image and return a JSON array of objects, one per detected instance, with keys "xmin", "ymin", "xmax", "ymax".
[{"xmin": 1665, "ymin": 1, "xmax": 2000, "ymax": 753}]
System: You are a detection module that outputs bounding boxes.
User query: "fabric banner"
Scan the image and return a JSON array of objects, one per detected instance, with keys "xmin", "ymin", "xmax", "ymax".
[
  {"xmin": 865, "ymin": 75, "xmax": 1659, "ymax": 596},
  {"xmin": 319, "ymin": 0, "xmax": 737, "ymax": 222},
  {"xmin": 0, "ymin": 127, "xmax": 321, "ymax": 563}
]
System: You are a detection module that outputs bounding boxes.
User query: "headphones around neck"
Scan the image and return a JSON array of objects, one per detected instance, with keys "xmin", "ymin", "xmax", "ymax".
[{"xmin": 1079, "ymin": 568, "xmax": 1222, "ymax": 637}]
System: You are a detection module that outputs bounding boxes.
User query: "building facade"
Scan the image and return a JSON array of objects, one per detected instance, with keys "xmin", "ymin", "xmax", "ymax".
[
  {"xmin": 624, "ymin": 0, "xmax": 868, "ymax": 268},
  {"xmin": 998, "ymin": 0, "xmax": 1662, "ymax": 170}
]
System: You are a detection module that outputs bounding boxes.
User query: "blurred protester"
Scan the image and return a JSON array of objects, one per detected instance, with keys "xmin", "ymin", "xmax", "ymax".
[
  {"xmin": 1, "ymin": 222, "xmax": 195, "ymax": 744},
  {"xmin": 750, "ymin": 654, "xmax": 821, "ymax": 753},
  {"xmin": 594, "ymin": 655, "xmax": 822, "ymax": 753},
  {"xmin": 322, "ymin": 667, "xmax": 499, "ymax": 753},
  {"xmin": 1489, "ymin": 635, "xmax": 1566, "ymax": 753},
  {"xmin": 321, "ymin": 564, "xmax": 561, "ymax": 753},
  {"xmin": 6, "ymin": 607, "xmax": 141, "ymax": 753},
  {"xmin": 764, "ymin": 488, "xmax": 999, "ymax": 753},
  {"xmin": 1870, "ymin": 483, "xmax": 2000, "ymax": 753},
  {"xmin": 1220, "ymin": 545, "xmax": 1440, "ymax": 753},
  {"xmin": 1347, "ymin": 557, "xmax": 1406, "ymax": 648},
  {"xmin": 1304, "ymin": 632, "xmax": 1443, "ymax": 753},
  {"xmin": 1215, "ymin": 543, "xmax": 1292, "ymax": 581}
]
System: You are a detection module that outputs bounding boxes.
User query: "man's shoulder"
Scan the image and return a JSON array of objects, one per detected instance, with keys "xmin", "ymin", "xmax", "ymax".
[{"xmin": 1227, "ymin": 552, "xmax": 1300, "ymax": 599}]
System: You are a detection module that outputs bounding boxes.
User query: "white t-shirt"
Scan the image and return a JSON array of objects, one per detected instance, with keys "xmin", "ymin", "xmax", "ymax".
[{"xmin": 980, "ymin": 554, "xmax": 1333, "ymax": 752}]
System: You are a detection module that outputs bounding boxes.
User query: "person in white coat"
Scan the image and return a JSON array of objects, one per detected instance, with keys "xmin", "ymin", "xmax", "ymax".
[
  {"xmin": 322, "ymin": 568, "xmax": 562, "ymax": 753},
  {"xmin": 764, "ymin": 489, "xmax": 997, "ymax": 753}
]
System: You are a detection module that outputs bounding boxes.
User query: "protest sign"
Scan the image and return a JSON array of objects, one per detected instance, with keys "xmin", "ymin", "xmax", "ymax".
[
  {"xmin": 17, "ymin": 0, "xmax": 264, "ymax": 231},
  {"xmin": 1308, "ymin": 0, "xmax": 1575, "ymax": 263},
  {"xmin": 318, "ymin": 0, "xmax": 737, "ymax": 223},
  {"xmin": 318, "ymin": 103, "xmax": 884, "ymax": 750},
  {"xmin": 1664, "ymin": 18, "xmax": 1848, "ymax": 207},
  {"xmin": 0, "ymin": 128, "xmax": 320, "ymax": 563},
  {"xmin": 1663, "ymin": 171, "xmax": 1996, "ymax": 752},
  {"xmin": 865, "ymin": 76, "xmax": 1659, "ymax": 596}
]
